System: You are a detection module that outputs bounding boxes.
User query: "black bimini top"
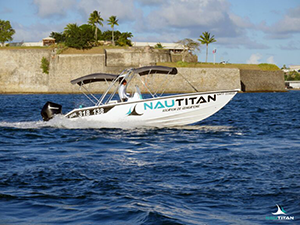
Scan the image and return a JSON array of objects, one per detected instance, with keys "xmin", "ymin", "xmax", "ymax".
[
  {"xmin": 71, "ymin": 73, "xmax": 118, "ymax": 86},
  {"xmin": 132, "ymin": 66, "xmax": 177, "ymax": 75},
  {"xmin": 71, "ymin": 66, "xmax": 177, "ymax": 86}
]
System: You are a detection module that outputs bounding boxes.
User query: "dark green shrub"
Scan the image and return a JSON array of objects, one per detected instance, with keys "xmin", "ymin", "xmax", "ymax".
[
  {"xmin": 99, "ymin": 30, "xmax": 132, "ymax": 46},
  {"xmin": 285, "ymin": 71, "xmax": 300, "ymax": 81},
  {"xmin": 154, "ymin": 43, "xmax": 164, "ymax": 49},
  {"xmin": 64, "ymin": 24, "xmax": 94, "ymax": 49},
  {"xmin": 41, "ymin": 57, "xmax": 49, "ymax": 74},
  {"xmin": 50, "ymin": 32, "xmax": 66, "ymax": 43}
]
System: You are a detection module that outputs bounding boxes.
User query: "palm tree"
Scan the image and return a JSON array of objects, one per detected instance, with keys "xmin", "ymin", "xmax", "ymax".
[
  {"xmin": 198, "ymin": 31, "xmax": 216, "ymax": 62},
  {"xmin": 63, "ymin": 23, "xmax": 79, "ymax": 37},
  {"xmin": 107, "ymin": 16, "xmax": 119, "ymax": 46},
  {"xmin": 88, "ymin": 10, "xmax": 104, "ymax": 41}
]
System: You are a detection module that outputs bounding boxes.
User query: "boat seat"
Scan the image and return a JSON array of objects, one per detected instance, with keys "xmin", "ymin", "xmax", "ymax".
[{"xmin": 127, "ymin": 86, "xmax": 143, "ymax": 102}]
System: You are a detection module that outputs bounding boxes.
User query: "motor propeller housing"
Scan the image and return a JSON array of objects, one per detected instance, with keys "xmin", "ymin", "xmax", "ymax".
[{"xmin": 41, "ymin": 102, "xmax": 62, "ymax": 121}]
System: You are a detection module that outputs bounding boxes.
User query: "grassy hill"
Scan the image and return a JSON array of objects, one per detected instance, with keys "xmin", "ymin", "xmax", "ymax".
[{"xmin": 158, "ymin": 62, "xmax": 280, "ymax": 71}]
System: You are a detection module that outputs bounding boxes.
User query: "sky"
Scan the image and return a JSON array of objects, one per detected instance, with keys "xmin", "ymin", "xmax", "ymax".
[{"xmin": 1, "ymin": 0, "xmax": 300, "ymax": 67}]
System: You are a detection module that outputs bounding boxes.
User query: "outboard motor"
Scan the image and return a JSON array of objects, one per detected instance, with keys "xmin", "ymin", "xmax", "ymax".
[{"xmin": 41, "ymin": 102, "xmax": 62, "ymax": 121}]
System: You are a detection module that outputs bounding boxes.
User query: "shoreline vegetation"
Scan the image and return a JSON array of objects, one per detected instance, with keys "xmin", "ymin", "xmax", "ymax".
[{"xmin": 159, "ymin": 62, "xmax": 280, "ymax": 71}]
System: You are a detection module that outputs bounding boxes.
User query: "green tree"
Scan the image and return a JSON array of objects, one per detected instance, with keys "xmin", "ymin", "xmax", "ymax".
[
  {"xmin": 285, "ymin": 70, "xmax": 300, "ymax": 81},
  {"xmin": 0, "ymin": 20, "xmax": 15, "ymax": 46},
  {"xmin": 107, "ymin": 16, "xmax": 119, "ymax": 46},
  {"xmin": 198, "ymin": 31, "xmax": 216, "ymax": 62},
  {"xmin": 50, "ymin": 32, "xmax": 66, "ymax": 43},
  {"xmin": 64, "ymin": 24, "xmax": 94, "ymax": 49},
  {"xmin": 99, "ymin": 30, "xmax": 113, "ymax": 41},
  {"xmin": 88, "ymin": 10, "xmax": 103, "ymax": 41},
  {"xmin": 99, "ymin": 30, "xmax": 133, "ymax": 46},
  {"xmin": 116, "ymin": 32, "xmax": 133, "ymax": 46},
  {"xmin": 63, "ymin": 23, "xmax": 79, "ymax": 38},
  {"xmin": 176, "ymin": 38, "xmax": 200, "ymax": 62}
]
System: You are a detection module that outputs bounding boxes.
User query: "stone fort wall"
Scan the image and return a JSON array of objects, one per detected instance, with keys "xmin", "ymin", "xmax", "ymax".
[{"xmin": 0, "ymin": 48, "xmax": 284, "ymax": 93}]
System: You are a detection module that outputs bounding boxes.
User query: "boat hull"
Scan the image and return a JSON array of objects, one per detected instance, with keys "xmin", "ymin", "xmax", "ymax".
[{"xmin": 65, "ymin": 90, "xmax": 238, "ymax": 127}]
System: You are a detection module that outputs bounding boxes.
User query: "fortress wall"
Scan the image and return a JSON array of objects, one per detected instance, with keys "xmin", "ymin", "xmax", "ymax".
[
  {"xmin": 105, "ymin": 48, "xmax": 171, "ymax": 67},
  {"xmin": 127, "ymin": 68, "xmax": 240, "ymax": 94},
  {"xmin": 0, "ymin": 48, "xmax": 285, "ymax": 94},
  {"xmin": 240, "ymin": 70, "xmax": 285, "ymax": 92},
  {"xmin": 0, "ymin": 49, "xmax": 51, "ymax": 93},
  {"xmin": 48, "ymin": 54, "xmax": 106, "ymax": 93},
  {"xmin": 177, "ymin": 68, "xmax": 240, "ymax": 92}
]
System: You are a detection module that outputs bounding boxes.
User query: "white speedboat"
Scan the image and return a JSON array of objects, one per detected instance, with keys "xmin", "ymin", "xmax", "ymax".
[{"xmin": 41, "ymin": 66, "xmax": 239, "ymax": 127}]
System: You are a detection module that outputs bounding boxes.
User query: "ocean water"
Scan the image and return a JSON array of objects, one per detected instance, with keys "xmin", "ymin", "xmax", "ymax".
[{"xmin": 0, "ymin": 92, "xmax": 299, "ymax": 224}]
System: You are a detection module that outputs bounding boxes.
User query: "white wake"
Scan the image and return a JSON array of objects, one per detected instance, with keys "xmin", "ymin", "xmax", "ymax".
[
  {"xmin": 0, "ymin": 115, "xmax": 242, "ymax": 133},
  {"xmin": 0, "ymin": 115, "xmax": 147, "ymax": 130}
]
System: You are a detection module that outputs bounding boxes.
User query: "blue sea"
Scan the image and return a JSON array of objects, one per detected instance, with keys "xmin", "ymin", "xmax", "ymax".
[{"xmin": 0, "ymin": 91, "xmax": 299, "ymax": 224}]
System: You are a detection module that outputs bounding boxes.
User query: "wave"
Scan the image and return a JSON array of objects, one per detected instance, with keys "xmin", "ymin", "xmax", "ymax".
[
  {"xmin": 0, "ymin": 116, "xmax": 242, "ymax": 134},
  {"xmin": 0, "ymin": 121, "xmax": 47, "ymax": 129},
  {"xmin": 0, "ymin": 115, "xmax": 149, "ymax": 130}
]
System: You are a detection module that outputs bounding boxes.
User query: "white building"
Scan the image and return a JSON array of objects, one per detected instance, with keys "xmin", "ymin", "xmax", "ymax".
[
  {"xmin": 289, "ymin": 65, "xmax": 300, "ymax": 73},
  {"xmin": 7, "ymin": 37, "xmax": 55, "ymax": 47},
  {"xmin": 286, "ymin": 81, "xmax": 300, "ymax": 89},
  {"xmin": 21, "ymin": 42, "xmax": 43, "ymax": 47}
]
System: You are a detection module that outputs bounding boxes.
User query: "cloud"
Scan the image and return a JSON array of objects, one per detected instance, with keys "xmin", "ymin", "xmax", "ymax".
[
  {"xmin": 259, "ymin": 6, "xmax": 300, "ymax": 39},
  {"xmin": 77, "ymin": 0, "xmax": 139, "ymax": 23},
  {"xmin": 144, "ymin": 0, "xmax": 234, "ymax": 32},
  {"xmin": 32, "ymin": 0, "xmax": 142, "ymax": 33},
  {"xmin": 247, "ymin": 53, "xmax": 262, "ymax": 64},
  {"xmin": 217, "ymin": 35, "xmax": 269, "ymax": 49},
  {"xmin": 0, "ymin": 7, "xmax": 13, "ymax": 14},
  {"xmin": 29, "ymin": 0, "xmax": 262, "ymax": 50},
  {"xmin": 132, "ymin": 0, "xmax": 261, "ymax": 50},
  {"xmin": 267, "ymin": 56, "xmax": 275, "ymax": 64},
  {"xmin": 12, "ymin": 22, "xmax": 66, "ymax": 42},
  {"xmin": 279, "ymin": 40, "xmax": 300, "ymax": 50},
  {"xmin": 33, "ymin": 0, "xmax": 77, "ymax": 18},
  {"xmin": 12, "ymin": 0, "xmax": 275, "ymax": 52},
  {"xmin": 133, "ymin": 31, "xmax": 189, "ymax": 43},
  {"xmin": 229, "ymin": 13, "xmax": 253, "ymax": 29},
  {"xmin": 136, "ymin": 0, "xmax": 164, "ymax": 6}
]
